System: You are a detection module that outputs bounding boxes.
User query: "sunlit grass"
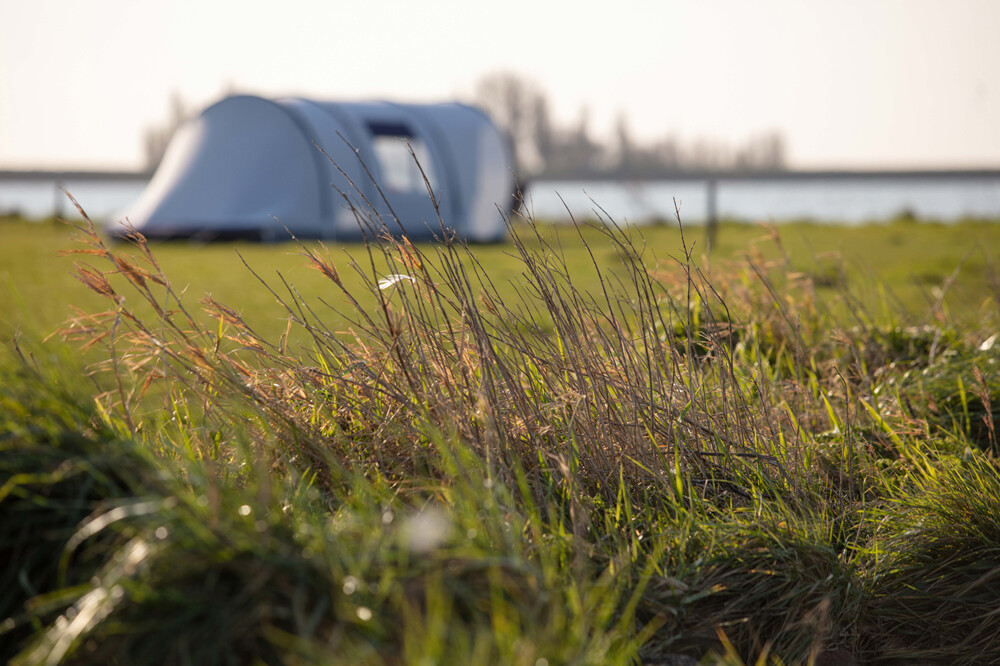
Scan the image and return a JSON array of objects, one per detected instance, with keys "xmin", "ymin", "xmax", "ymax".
[
  {"xmin": 3, "ymin": 214, "xmax": 999, "ymax": 348},
  {"xmin": 1, "ymin": 205, "xmax": 999, "ymax": 664}
]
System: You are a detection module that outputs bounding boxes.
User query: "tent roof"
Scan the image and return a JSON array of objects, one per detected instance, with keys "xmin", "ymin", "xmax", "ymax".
[{"xmin": 122, "ymin": 95, "xmax": 513, "ymax": 242}]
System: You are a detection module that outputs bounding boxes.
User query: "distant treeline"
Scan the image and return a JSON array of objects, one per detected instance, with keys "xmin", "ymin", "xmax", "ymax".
[
  {"xmin": 472, "ymin": 72, "xmax": 787, "ymax": 180},
  {"xmin": 142, "ymin": 75, "xmax": 788, "ymax": 179}
]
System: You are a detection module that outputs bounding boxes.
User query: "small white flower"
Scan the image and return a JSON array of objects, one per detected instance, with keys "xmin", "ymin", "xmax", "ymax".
[
  {"xmin": 377, "ymin": 273, "xmax": 416, "ymax": 290},
  {"xmin": 401, "ymin": 507, "xmax": 451, "ymax": 554}
]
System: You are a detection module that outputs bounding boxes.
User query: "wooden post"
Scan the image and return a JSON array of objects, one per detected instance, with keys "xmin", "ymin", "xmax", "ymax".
[
  {"xmin": 705, "ymin": 178, "xmax": 718, "ymax": 253},
  {"xmin": 54, "ymin": 182, "xmax": 65, "ymax": 219}
]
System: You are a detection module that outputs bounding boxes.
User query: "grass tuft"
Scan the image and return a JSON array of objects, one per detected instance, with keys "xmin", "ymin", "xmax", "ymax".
[{"xmin": 2, "ymin": 191, "xmax": 999, "ymax": 664}]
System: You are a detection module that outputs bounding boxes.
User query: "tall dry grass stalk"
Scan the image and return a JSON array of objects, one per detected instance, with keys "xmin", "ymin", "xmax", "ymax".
[{"xmin": 56, "ymin": 190, "xmax": 811, "ymax": 515}]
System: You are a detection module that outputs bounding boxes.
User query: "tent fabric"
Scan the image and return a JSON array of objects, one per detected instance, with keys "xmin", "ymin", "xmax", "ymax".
[{"xmin": 121, "ymin": 95, "xmax": 514, "ymax": 242}]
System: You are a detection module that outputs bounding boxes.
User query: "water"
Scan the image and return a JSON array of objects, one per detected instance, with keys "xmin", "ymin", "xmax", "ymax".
[
  {"xmin": 0, "ymin": 179, "xmax": 147, "ymax": 221},
  {"xmin": 2, "ymin": 174, "xmax": 999, "ymax": 225},
  {"xmin": 526, "ymin": 175, "xmax": 1000, "ymax": 225}
]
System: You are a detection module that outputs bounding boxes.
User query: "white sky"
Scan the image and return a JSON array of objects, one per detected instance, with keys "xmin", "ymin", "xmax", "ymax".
[{"xmin": 1, "ymin": 0, "xmax": 998, "ymax": 170}]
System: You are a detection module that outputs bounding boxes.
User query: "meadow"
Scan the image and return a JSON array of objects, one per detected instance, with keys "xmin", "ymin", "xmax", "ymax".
[{"xmin": 2, "ymin": 206, "xmax": 1000, "ymax": 665}]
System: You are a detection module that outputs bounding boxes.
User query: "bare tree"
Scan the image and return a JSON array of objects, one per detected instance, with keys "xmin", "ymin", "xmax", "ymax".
[
  {"xmin": 533, "ymin": 94, "xmax": 555, "ymax": 170},
  {"xmin": 614, "ymin": 112, "xmax": 634, "ymax": 175},
  {"xmin": 143, "ymin": 92, "xmax": 189, "ymax": 171},
  {"xmin": 734, "ymin": 132, "xmax": 786, "ymax": 170},
  {"xmin": 473, "ymin": 72, "xmax": 551, "ymax": 175},
  {"xmin": 472, "ymin": 70, "xmax": 790, "ymax": 178},
  {"xmin": 555, "ymin": 107, "xmax": 604, "ymax": 174}
]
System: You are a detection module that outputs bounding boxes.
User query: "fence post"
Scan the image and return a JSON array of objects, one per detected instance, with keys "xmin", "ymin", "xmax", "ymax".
[
  {"xmin": 705, "ymin": 178, "xmax": 718, "ymax": 252},
  {"xmin": 54, "ymin": 182, "xmax": 65, "ymax": 219}
]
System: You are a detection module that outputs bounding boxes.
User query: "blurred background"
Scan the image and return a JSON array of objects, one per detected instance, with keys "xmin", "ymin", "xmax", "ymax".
[{"xmin": 1, "ymin": 0, "xmax": 998, "ymax": 224}]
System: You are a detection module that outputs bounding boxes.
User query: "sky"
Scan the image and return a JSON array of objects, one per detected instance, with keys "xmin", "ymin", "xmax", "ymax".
[{"xmin": 1, "ymin": 0, "xmax": 998, "ymax": 170}]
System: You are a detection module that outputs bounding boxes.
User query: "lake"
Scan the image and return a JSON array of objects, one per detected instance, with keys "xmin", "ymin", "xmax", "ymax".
[
  {"xmin": 526, "ymin": 173, "xmax": 1000, "ymax": 225},
  {"xmin": 2, "ymin": 172, "xmax": 999, "ymax": 226},
  {"xmin": 0, "ymin": 178, "xmax": 148, "ymax": 221}
]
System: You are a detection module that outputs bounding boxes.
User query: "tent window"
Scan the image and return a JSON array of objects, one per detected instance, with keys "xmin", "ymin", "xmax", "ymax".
[
  {"xmin": 368, "ymin": 122, "xmax": 436, "ymax": 193},
  {"xmin": 367, "ymin": 121, "xmax": 414, "ymax": 137}
]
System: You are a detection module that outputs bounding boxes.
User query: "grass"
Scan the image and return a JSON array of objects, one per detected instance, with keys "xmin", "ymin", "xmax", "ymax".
[
  {"xmin": 1, "ymin": 196, "xmax": 1000, "ymax": 665},
  {"xmin": 3, "ymin": 213, "xmax": 999, "ymax": 346}
]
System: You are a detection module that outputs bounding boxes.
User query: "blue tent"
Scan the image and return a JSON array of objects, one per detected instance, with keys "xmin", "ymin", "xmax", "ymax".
[{"xmin": 121, "ymin": 95, "xmax": 514, "ymax": 242}]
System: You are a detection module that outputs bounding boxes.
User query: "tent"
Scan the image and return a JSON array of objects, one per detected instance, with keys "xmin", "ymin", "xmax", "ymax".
[{"xmin": 119, "ymin": 95, "xmax": 514, "ymax": 242}]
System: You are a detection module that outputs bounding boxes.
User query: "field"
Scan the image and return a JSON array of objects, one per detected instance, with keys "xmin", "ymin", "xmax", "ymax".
[
  {"xmin": 4, "ymin": 214, "xmax": 999, "ymax": 342},
  {"xmin": 2, "ymin": 208, "xmax": 1000, "ymax": 665}
]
